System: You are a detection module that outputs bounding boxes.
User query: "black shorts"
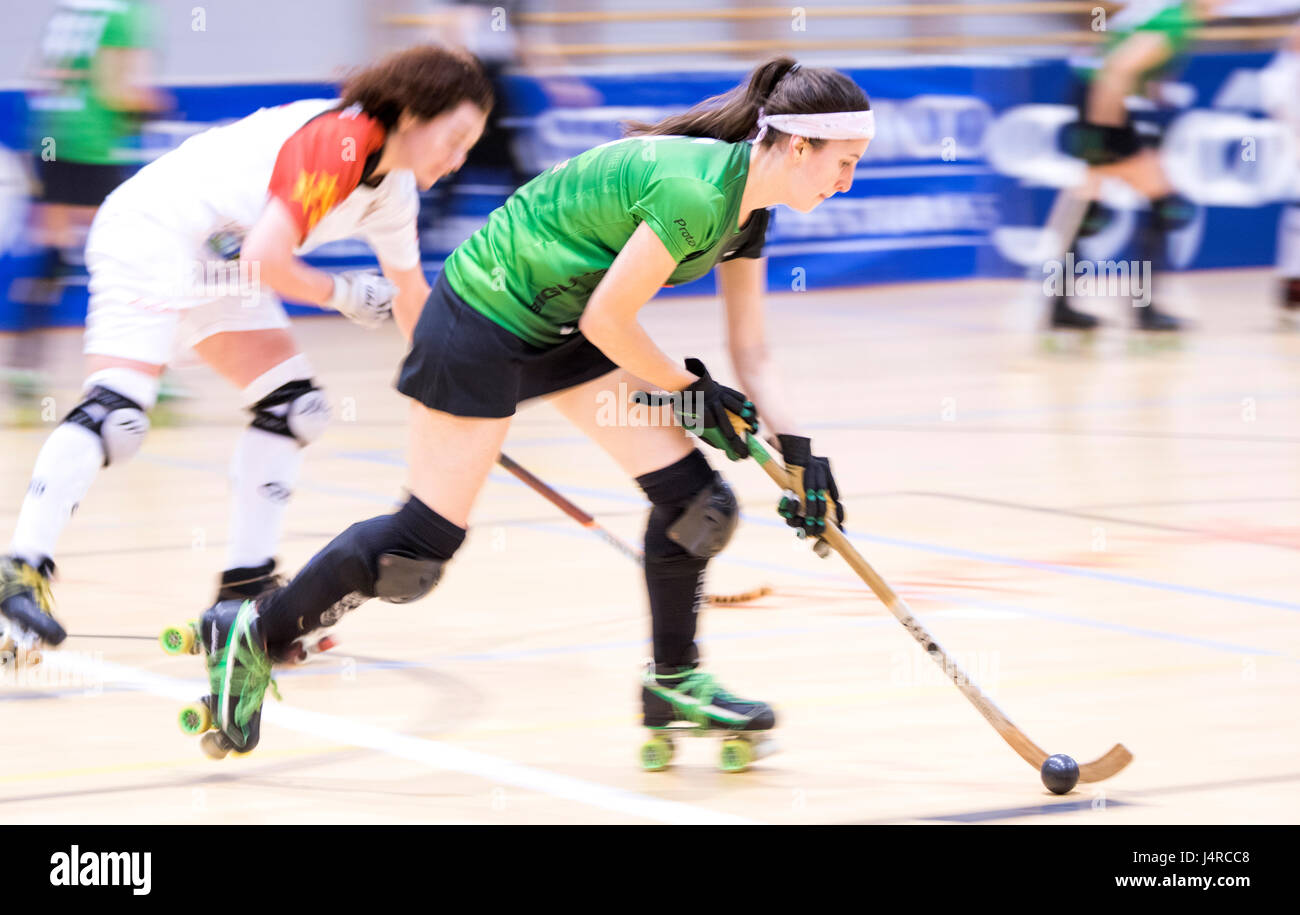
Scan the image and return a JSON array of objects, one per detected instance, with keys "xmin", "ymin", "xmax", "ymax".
[
  {"xmin": 36, "ymin": 158, "xmax": 130, "ymax": 207},
  {"xmin": 396, "ymin": 271, "xmax": 618, "ymax": 418}
]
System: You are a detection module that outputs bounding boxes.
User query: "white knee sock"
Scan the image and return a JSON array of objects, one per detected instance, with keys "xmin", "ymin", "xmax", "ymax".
[
  {"xmin": 225, "ymin": 355, "xmax": 318, "ymax": 571},
  {"xmin": 9, "ymin": 367, "xmax": 159, "ymax": 567}
]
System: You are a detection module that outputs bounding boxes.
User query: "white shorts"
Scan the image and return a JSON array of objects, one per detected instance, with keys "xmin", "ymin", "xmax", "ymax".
[
  {"xmin": 82, "ymin": 293, "xmax": 292, "ymax": 365},
  {"xmin": 83, "ymin": 201, "xmax": 291, "ymax": 365}
]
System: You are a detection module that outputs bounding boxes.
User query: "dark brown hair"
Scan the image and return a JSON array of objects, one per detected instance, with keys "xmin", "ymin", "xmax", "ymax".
[
  {"xmin": 624, "ymin": 57, "xmax": 869, "ymax": 147},
  {"xmin": 341, "ymin": 44, "xmax": 494, "ymax": 129}
]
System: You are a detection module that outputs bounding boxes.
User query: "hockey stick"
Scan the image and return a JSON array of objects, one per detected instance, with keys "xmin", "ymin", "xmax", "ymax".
[
  {"xmin": 495, "ymin": 452, "xmax": 770, "ymax": 605},
  {"xmin": 735, "ymin": 422, "xmax": 1132, "ymax": 783}
]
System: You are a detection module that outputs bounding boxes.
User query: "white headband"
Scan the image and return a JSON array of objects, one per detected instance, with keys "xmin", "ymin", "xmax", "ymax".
[{"xmin": 753, "ymin": 109, "xmax": 875, "ymax": 144}]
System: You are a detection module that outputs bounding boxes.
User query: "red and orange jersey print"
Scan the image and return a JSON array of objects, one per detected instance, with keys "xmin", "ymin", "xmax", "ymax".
[{"xmin": 267, "ymin": 106, "xmax": 387, "ymax": 241}]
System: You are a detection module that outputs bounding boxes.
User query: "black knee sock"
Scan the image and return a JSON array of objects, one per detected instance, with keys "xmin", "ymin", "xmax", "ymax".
[
  {"xmin": 637, "ymin": 450, "xmax": 715, "ymax": 669},
  {"xmin": 259, "ymin": 495, "xmax": 465, "ymax": 644}
]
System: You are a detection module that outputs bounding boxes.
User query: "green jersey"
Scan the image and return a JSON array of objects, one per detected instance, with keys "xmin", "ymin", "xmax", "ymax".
[
  {"xmin": 30, "ymin": 0, "xmax": 155, "ymax": 165},
  {"xmin": 1076, "ymin": 1, "xmax": 1196, "ymax": 87},
  {"xmin": 444, "ymin": 135, "xmax": 766, "ymax": 347}
]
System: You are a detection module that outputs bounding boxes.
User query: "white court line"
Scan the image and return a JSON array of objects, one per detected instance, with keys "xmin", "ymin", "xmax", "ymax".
[{"xmin": 48, "ymin": 654, "xmax": 760, "ymax": 826}]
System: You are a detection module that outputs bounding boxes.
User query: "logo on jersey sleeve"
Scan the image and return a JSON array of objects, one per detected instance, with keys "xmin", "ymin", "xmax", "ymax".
[
  {"xmin": 673, "ymin": 218, "xmax": 697, "ymax": 247},
  {"xmin": 291, "ymin": 170, "xmax": 342, "ymax": 233}
]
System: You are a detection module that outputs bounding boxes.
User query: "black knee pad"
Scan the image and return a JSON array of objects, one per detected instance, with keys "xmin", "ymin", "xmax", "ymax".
[
  {"xmin": 250, "ymin": 379, "xmax": 331, "ymax": 446},
  {"xmin": 341, "ymin": 496, "xmax": 466, "ymax": 600},
  {"xmin": 1060, "ymin": 120, "xmax": 1140, "ymax": 166},
  {"xmin": 65, "ymin": 385, "xmax": 149, "ymax": 467},
  {"xmin": 639, "ymin": 450, "xmax": 738, "ymax": 561},
  {"xmin": 374, "ymin": 551, "xmax": 445, "ymax": 603}
]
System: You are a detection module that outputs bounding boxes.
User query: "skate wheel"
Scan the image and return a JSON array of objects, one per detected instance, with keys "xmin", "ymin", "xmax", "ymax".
[
  {"xmin": 199, "ymin": 731, "xmax": 232, "ymax": 760},
  {"xmin": 25, "ymin": 648, "xmax": 43, "ymax": 668},
  {"xmin": 719, "ymin": 738, "xmax": 754, "ymax": 773},
  {"xmin": 640, "ymin": 735, "xmax": 675, "ymax": 772},
  {"xmin": 178, "ymin": 701, "xmax": 211, "ymax": 736},
  {"xmin": 159, "ymin": 623, "xmax": 196, "ymax": 656}
]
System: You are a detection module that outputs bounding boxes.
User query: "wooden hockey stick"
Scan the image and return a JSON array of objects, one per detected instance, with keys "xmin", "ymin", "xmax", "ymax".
[
  {"xmin": 496, "ymin": 453, "xmax": 770, "ymax": 605},
  {"xmin": 736, "ymin": 423, "xmax": 1132, "ymax": 783}
]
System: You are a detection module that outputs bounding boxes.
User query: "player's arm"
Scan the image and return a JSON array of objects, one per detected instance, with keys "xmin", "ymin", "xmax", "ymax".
[
  {"xmin": 717, "ymin": 255, "xmax": 800, "ymax": 440},
  {"xmin": 578, "ymin": 222, "xmax": 697, "ymax": 391},
  {"xmin": 1089, "ymin": 30, "xmax": 1173, "ymax": 126},
  {"xmin": 718, "ymin": 255, "xmax": 845, "ymax": 534},
  {"xmin": 248, "ymin": 114, "xmax": 396, "ymax": 327},
  {"xmin": 581, "ymin": 222, "xmax": 757, "ymax": 458},
  {"xmin": 241, "ymin": 198, "xmax": 337, "ymax": 307},
  {"xmin": 381, "ymin": 259, "xmax": 430, "ymax": 341}
]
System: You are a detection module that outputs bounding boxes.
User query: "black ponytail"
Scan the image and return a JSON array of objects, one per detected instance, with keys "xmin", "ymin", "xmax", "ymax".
[{"xmin": 624, "ymin": 57, "xmax": 868, "ymax": 147}]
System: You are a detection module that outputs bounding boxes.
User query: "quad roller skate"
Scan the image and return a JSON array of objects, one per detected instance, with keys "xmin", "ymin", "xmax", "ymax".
[
  {"xmin": 0, "ymin": 555, "xmax": 66, "ymax": 670},
  {"xmin": 210, "ymin": 562, "xmax": 339, "ymax": 663},
  {"xmin": 214, "ymin": 560, "xmax": 284, "ymax": 602},
  {"xmin": 159, "ymin": 599, "xmax": 279, "ymax": 760},
  {"xmin": 639, "ymin": 663, "xmax": 778, "ymax": 774},
  {"xmin": 1279, "ymin": 278, "xmax": 1300, "ymax": 330}
]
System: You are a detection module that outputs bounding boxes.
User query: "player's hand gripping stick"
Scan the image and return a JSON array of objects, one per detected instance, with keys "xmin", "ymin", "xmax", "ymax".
[
  {"xmin": 731, "ymin": 413, "xmax": 1133, "ymax": 783},
  {"xmin": 632, "ymin": 358, "xmax": 758, "ymax": 461}
]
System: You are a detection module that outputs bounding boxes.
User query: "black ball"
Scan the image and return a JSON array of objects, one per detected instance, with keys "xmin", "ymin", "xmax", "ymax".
[{"xmin": 1041, "ymin": 753, "xmax": 1080, "ymax": 794}]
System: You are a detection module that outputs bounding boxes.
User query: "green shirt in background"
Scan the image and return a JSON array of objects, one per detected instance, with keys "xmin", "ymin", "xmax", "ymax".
[
  {"xmin": 444, "ymin": 135, "xmax": 756, "ymax": 347},
  {"xmin": 30, "ymin": 0, "xmax": 155, "ymax": 165},
  {"xmin": 1076, "ymin": 0, "xmax": 1196, "ymax": 88}
]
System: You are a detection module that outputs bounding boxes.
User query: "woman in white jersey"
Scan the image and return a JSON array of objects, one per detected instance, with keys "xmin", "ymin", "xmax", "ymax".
[{"xmin": 0, "ymin": 45, "xmax": 493, "ymax": 659}]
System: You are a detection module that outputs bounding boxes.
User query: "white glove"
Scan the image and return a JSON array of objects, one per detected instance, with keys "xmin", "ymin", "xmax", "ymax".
[{"xmin": 326, "ymin": 271, "xmax": 397, "ymax": 328}]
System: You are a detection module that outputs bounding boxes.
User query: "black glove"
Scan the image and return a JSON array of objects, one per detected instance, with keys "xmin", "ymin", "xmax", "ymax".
[
  {"xmin": 634, "ymin": 358, "xmax": 758, "ymax": 461},
  {"xmin": 777, "ymin": 434, "xmax": 845, "ymax": 547}
]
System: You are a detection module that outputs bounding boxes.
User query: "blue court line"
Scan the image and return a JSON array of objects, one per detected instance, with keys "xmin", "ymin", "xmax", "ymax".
[
  {"xmin": 923, "ymin": 798, "xmax": 1137, "ymax": 822},
  {"xmin": 140, "ymin": 448, "xmax": 1300, "ymax": 652},
  {"xmin": 123, "ymin": 449, "xmax": 1296, "ymax": 670},
  {"xmin": 488, "ymin": 514, "xmax": 1298, "ymax": 662},
  {"xmin": 327, "ymin": 448, "xmax": 1300, "ymax": 616},
  {"xmin": 6, "ymin": 565, "xmax": 1289, "ymax": 706},
  {"xmin": 902, "ymin": 589, "xmax": 1296, "ymax": 662}
]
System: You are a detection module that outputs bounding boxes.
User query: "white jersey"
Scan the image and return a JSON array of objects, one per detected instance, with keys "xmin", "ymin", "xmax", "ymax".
[{"xmin": 87, "ymin": 99, "xmax": 421, "ymax": 311}]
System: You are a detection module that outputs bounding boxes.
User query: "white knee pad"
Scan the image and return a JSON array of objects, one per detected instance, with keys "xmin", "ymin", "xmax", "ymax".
[
  {"xmin": 248, "ymin": 381, "xmax": 331, "ymax": 445},
  {"xmin": 66, "ymin": 368, "xmax": 158, "ymax": 467},
  {"xmin": 244, "ymin": 356, "xmax": 331, "ymax": 446}
]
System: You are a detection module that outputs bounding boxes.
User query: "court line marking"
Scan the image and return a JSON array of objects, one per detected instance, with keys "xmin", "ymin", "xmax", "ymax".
[
  {"xmin": 47, "ymin": 655, "xmax": 759, "ymax": 826},
  {"xmin": 64, "ymin": 451, "xmax": 1300, "ymax": 662},
  {"xmin": 1, "ymin": 658, "xmax": 1240, "ymax": 792},
  {"xmin": 910, "ymin": 771, "xmax": 1300, "ymax": 825},
  {"xmin": 898, "ymin": 490, "xmax": 1300, "ymax": 553}
]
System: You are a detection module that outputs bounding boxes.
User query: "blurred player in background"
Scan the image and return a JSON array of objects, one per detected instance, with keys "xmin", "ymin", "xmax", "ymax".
[
  {"xmin": 184, "ymin": 57, "xmax": 871, "ymax": 761},
  {"xmin": 1049, "ymin": 0, "xmax": 1225, "ymax": 331},
  {"xmin": 0, "ymin": 46, "xmax": 492, "ymax": 662},
  {"xmin": 426, "ymin": 0, "xmax": 600, "ymax": 218},
  {"xmin": 1260, "ymin": 18, "xmax": 1300, "ymax": 324},
  {"xmin": 4, "ymin": 0, "xmax": 166, "ymax": 407}
]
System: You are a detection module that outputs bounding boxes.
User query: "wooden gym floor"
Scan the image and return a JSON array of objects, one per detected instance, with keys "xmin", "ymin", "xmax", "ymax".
[{"xmin": 1, "ymin": 267, "xmax": 1297, "ymax": 824}]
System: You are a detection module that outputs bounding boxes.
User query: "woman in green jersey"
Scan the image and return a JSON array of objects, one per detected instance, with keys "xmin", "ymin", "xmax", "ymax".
[{"xmin": 188, "ymin": 57, "xmax": 873, "ymax": 765}]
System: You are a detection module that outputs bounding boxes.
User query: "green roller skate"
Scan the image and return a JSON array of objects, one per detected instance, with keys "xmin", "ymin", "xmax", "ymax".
[
  {"xmin": 179, "ymin": 599, "xmax": 280, "ymax": 759},
  {"xmin": 639, "ymin": 663, "xmax": 777, "ymax": 773}
]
